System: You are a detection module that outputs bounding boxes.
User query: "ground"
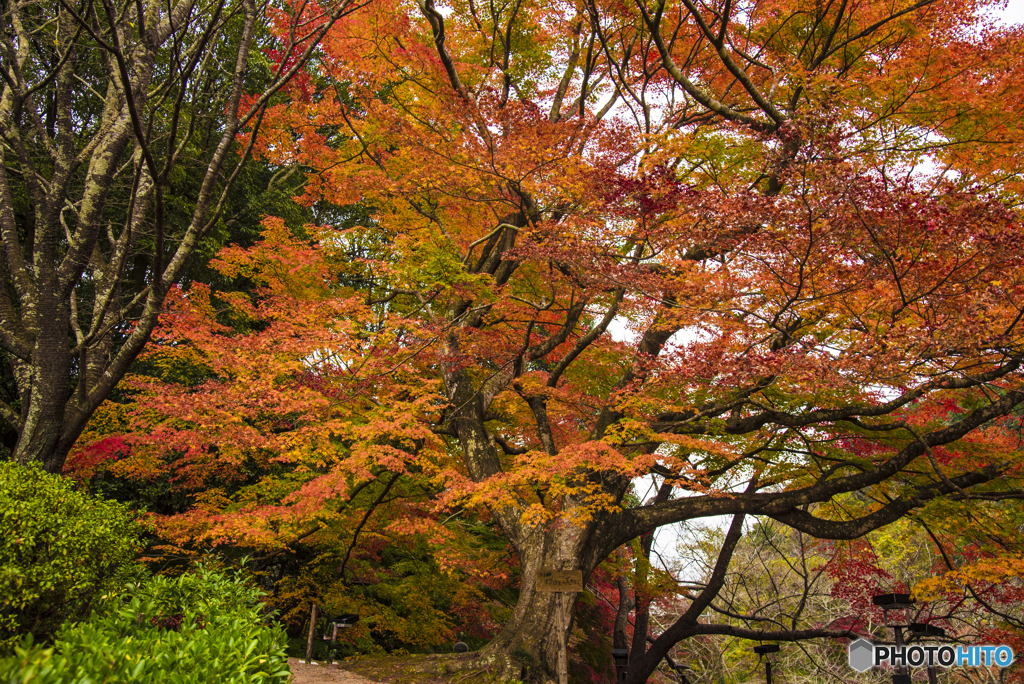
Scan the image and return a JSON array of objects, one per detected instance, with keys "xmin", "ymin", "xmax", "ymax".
[
  {"xmin": 288, "ymin": 658, "xmax": 382, "ymax": 684},
  {"xmin": 288, "ymin": 653, "xmax": 516, "ymax": 684}
]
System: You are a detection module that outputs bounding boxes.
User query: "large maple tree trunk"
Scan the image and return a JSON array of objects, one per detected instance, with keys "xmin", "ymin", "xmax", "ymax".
[
  {"xmin": 479, "ymin": 526, "xmax": 589, "ymax": 680},
  {"xmin": 482, "ymin": 585, "xmax": 579, "ymax": 678},
  {"xmin": 442, "ymin": 303, "xmax": 620, "ymax": 682}
]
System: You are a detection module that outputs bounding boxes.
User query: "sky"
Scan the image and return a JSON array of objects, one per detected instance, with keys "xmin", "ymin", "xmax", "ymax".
[{"xmin": 998, "ymin": 1, "xmax": 1024, "ymax": 25}]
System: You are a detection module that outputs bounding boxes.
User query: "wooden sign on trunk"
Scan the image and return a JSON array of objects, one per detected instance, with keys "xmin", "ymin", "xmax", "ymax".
[{"xmin": 537, "ymin": 569, "xmax": 583, "ymax": 593}]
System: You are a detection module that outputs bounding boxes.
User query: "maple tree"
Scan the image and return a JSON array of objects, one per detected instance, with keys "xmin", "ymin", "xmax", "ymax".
[
  {"xmin": 71, "ymin": 0, "xmax": 1024, "ymax": 679},
  {"xmin": 0, "ymin": 0, "xmax": 371, "ymax": 473},
  {"xmin": 66, "ymin": 220, "xmax": 514, "ymax": 653}
]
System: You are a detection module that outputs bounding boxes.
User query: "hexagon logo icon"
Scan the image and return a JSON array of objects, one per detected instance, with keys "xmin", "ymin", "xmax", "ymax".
[{"xmin": 848, "ymin": 638, "xmax": 874, "ymax": 672}]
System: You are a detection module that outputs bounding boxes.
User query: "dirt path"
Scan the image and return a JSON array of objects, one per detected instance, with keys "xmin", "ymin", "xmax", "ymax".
[
  {"xmin": 288, "ymin": 658, "xmax": 382, "ymax": 684},
  {"xmin": 288, "ymin": 652, "xmax": 463, "ymax": 684}
]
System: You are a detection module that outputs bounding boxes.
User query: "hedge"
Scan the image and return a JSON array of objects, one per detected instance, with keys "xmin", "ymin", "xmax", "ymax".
[
  {"xmin": 0, "ymin": 462, "xmax": 142, "ymax": 649},
  {"xmin": 0, "ymin": 566, "xmax": 291, "ymax": 683}
]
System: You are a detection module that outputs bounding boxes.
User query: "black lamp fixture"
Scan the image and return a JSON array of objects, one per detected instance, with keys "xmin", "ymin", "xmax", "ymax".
[
  {"xmin": 322, "ymin": 613, "xmax": 359, "ymax": 640},
  {"xmin": 872, "ymin": 594, "xmax": 915, "ymax": 618},
  {"xmin": 872, "ymin": 593, "xmax": 916, "ymax": 683},
  {"xmin": 320, "ymin": 613, "xmax": 359, "ymax": 664},
  {"xmin": 752, "ymin": 644, "xmax": 780, "ymax": 684},
  {"xmin": 910, "ymin": 623, "xmax": 946, "ymax": 684},
  {"xmin": 910, "ymin": 623, "xmax": 945, "ymax": 639},
  {"xmin": 611, "ymin": 648, "xmax": 629, "ymax": 684},
  {"xmin": 321, "ymin": 613, "xmax": 356, "ymax": 640}
]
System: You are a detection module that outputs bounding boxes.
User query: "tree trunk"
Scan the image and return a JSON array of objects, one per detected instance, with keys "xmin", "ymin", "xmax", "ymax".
[
  {"xmin": 0, "ymin": 0, "xmax": 365, "ymax": 475},
  {"xmin": 628, "ymin": 482, "xmax": 674, "ymax": 674},
  {"xmin": 483, "ymin": 587, "xmax": 577, "ymax": 680},
  {"xmin": 13, "ymin": 292, "xmax": 73, "ymax": 472},
  {"xmin": 478, "ymin": 525, "xmax": 587, "ymax": 682}
]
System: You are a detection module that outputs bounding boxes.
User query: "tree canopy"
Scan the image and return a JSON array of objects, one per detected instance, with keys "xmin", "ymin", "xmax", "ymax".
[{"xmin": 44, "ymin": 0, "xmax": 1024, "ymax": 680}]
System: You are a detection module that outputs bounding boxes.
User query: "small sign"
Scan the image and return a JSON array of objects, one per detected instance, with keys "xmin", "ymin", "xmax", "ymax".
[{"xmin": 537, "ymin": 569, "xmax": 583, "ymax": 592}]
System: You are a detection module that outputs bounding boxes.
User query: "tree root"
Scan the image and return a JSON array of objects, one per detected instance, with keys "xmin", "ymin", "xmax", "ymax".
[{"xmin": 415, "ymin": 650, "xmax": 534, "ymax": 683}]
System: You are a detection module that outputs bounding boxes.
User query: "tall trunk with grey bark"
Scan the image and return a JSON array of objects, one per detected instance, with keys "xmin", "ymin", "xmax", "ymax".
[
  {"xmin": 0, "ymin": 0, "xmax": 368, "ymax": 472},
  {"xmin": 14, "ymin": 292, "xmax": 73, "ymax": 472}
]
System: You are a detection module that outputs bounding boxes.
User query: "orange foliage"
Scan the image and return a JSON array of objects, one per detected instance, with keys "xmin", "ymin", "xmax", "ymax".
[{"xmin": 73, "ymin": 0, "xmax": 1024, "ymax": 676}]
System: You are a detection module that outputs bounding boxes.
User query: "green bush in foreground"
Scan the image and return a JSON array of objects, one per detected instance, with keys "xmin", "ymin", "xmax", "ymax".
[
  {"xmin": 0, "ymin": 566, "xmax": 291, "ymax": 683},
  {"xmin": 0, "ymin": 462, "xmax": 143, "ymax": 649}
]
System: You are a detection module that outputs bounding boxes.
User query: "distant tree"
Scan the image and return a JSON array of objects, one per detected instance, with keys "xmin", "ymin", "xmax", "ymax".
[
  {"xmin": 642, "ymin": 510, "xmax": 1024, "ymax": 683},
  {"xmin": 0, "ymin": 0, "xmax": 368, "ymax": 472}
]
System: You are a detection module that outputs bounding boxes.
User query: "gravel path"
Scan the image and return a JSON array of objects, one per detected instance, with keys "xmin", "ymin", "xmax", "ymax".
[{"xmin": 288, "ymin": 658, "xmax": 381, "ymax": 684}]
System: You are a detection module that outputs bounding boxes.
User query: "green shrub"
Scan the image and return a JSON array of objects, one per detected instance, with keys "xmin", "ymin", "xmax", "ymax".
[
  {"xmin": 0, "ymin": 566, "xmax": 291, "ymax": 683},
  {"xmin": 0, "ymin": 462, "xmax": 143, "ymax": 649}
]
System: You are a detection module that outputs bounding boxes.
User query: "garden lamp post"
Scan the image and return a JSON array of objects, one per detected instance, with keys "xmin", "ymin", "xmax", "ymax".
[
  {"xmin": 322, "ymin": 613, "xmax": 359, "ymax": 663},
  {"xmin": 611, "ymin": 648, "xmax": 629, "ymax": 684},
  {"xmin": 322, "ymin": 613, "xmax": 360, "ymax": 641},
  {"xmin": 872, "ymin": 593, "xmax": 916, "ymax": 683},
  {"xmin": 910, "ymin": 622, "xmax": 946, "ymax": 684},
  {"xmin": 753, "ymin": 644, "xmax": 780, "ymax": 684}
]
